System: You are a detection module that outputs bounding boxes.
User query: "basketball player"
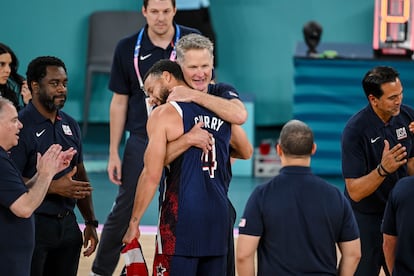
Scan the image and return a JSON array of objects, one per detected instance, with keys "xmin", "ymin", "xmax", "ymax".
[{"xmin": 123, "ymin": 59, "xmax": 235, "ymax": 275}]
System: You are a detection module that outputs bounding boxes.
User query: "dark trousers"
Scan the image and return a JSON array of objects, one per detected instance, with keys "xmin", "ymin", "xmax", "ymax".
[
  {"xmin": 31, "ymin": 212, "xmax": 82, "ymax": 276},
  {"xmin": 353, "ymin": 210, "xmax": 390, "ymax": 276},
  {"xmin": 92, "ymin": 134, "xmax": 146, "ymax": 275},
  {"xmin": 227, "ymin": 200, "xmax": 236, "ymax": 276}
]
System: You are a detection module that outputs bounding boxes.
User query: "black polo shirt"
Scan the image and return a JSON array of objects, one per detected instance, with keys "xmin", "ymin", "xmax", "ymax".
[
  {"xmin": 239, "ymin": 166, "xmax": 359, "ymax": 275},
  {"xmin": 382, "ymin": 175, "xmax": 414, "ymax": 275},
  {"xmin": 9, "ymin": 102, "xmax": 82, "ymax": 215},
  {"xmin": 0, "ymin": 147, "xmax": 35, "ymax": 275},
  {"xmin": 342, "ymin": 104, "xmax": 414, "ymax": 214},
  {"xmin": 208, "ymin": 82, "xmax": 241, "ymax": 101}
]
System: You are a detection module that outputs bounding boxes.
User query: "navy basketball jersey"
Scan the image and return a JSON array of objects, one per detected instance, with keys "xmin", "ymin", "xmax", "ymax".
[{"xmin": 157, "ymin": 101, "xmax": 232, "ymax": 257}]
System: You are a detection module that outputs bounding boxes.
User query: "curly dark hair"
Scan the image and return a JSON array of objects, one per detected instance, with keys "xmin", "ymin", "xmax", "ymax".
[{"xmin": 26, "ymin": 56, "xmax": 67, "ymax": 92}]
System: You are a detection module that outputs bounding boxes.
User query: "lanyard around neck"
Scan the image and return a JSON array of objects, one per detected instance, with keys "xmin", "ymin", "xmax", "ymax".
[{"xmin": 133, "ymin": 24, "xmax": 181, "ymax": 92}]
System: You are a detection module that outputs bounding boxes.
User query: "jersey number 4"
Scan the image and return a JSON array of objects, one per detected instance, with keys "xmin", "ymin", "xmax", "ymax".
[{"xmin": 201, "ymin": 137, "xmax": 217, "ymax": 178}]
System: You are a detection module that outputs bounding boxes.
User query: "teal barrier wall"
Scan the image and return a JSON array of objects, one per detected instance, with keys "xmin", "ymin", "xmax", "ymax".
[
  {"xmin": 2, "ymin": 0, "xmax": 374, "ymax": 126},
  {"xmin": 232, "ymin": 99, "xmax": 254, "ymax": 176}
]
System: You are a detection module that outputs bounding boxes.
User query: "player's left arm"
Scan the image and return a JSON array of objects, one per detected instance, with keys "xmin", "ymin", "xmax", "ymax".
[
  {"xmin": 164, "ymin": 112, "xmax": 252, "ymax": 164},
  {"xmin": 164, "ymin": 121, "xmax": 212, "ymax": 165}
]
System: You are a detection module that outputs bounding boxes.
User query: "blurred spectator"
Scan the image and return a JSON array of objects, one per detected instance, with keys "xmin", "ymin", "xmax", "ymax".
[{"xmin": 0, "ymin": 43, "xmax": 31, "ymax": 109}]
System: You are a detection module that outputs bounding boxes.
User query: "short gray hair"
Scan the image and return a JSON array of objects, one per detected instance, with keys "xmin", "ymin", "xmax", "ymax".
[
  {"xmin": 176, "ymin": 33, "xmax": 214, "ymax": 64},
  {"xmin": 0, "ymin": 96, "xmax": 14, "ymax": 117}
]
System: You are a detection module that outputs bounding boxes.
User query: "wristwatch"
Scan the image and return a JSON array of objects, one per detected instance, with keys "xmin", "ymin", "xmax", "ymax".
[{"xmin": 85, "ymin": 219, "xmax": 99, "ymax": 227}]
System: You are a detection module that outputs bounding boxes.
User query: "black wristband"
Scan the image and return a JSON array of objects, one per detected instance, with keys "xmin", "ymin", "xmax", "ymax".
[
  {"xmin": 380, "ymin": 164, "xmax": 391, "ymax": 176},
  {"xmin": 85, "ymin": 219, "xmax": 99, "ymax": 227},
  {"xmin": 377, "ymin": 164, "xmax": 387, "ymax": 177}
]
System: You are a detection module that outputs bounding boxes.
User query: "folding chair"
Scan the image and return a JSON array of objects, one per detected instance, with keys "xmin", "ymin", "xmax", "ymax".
[{"xmin": 82, "ymin": 10, "xmax": 145, "ymax": 136}]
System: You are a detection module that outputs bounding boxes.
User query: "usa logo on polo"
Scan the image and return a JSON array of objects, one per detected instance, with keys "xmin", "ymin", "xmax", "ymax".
[
  {"xmin": 396, "ymin": 127, "xmax": 407, "ymax": 140},
  {"xmin": 62, "ymin": 125, "xmax": 72, "ymax": 136}
]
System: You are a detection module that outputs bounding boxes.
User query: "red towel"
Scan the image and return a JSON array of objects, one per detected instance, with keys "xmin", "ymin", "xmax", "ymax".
[{"xmin": 121, "ymin": 238, "xmax": 149, "ymax": 276}]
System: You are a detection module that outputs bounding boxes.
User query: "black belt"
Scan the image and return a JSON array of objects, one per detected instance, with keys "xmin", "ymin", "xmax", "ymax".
[{"xmin": 36, "ymin": 210, "xmax": 71, "ymax": 219}]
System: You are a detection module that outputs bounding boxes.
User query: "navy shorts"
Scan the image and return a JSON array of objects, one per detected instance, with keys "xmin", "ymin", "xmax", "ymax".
[{"xmin": 153, "ymin": 253, "xmax": 226, "ymax": 276}]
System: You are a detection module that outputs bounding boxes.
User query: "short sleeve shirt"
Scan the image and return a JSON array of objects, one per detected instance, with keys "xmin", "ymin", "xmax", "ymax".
[
  {"xmin": 239, "ymin": 166, "xmax": 359, "ymax": 275},
  {"xmin": 9, "ymin": 102, "xmax": 82, "ymax": 214},
  {"xmin": 382, "ymin": 176, "xmax": 414, "ymax": 274},
  {"xmin": 341, "ymin": 104, "xmax": 414, "ymax": 213},
  {"xmin": 208, "ymin": 82, "xmax": 241, "ymax": 101},
  {"xmin": 0, "ymin": 147, "xmax": 35, "ymax": 276}
]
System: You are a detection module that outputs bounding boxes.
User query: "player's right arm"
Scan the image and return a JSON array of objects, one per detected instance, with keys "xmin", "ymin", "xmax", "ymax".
[{"xmin": 123, "ymin": 106, "xmax": 171, "ymax": 243}]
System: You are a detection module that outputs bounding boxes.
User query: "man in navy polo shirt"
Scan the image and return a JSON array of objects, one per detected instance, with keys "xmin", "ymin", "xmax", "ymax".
[
  {"xmin": 341, "ymin": 66, "xmax": 414, "ymax": 276},
  {"xmin": 0, "ymin": 97, "xmax": 75, "ymax": 276},
  {"xmin": 237, "ymin": 120, "xmax": 361, "ymax": 275},
  {"xmin": 9, "ymin": 56, "xmax": 98, "ymax": 276}
]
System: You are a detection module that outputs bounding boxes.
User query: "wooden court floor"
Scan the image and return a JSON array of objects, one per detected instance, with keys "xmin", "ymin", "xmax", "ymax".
[
  {"xmin": 78, "ymin": 233, "xmax": 155, "ymax": 276},
  {"xmin": 77, "ymin": 233, "xmax": 386, "ymax": 276}
]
